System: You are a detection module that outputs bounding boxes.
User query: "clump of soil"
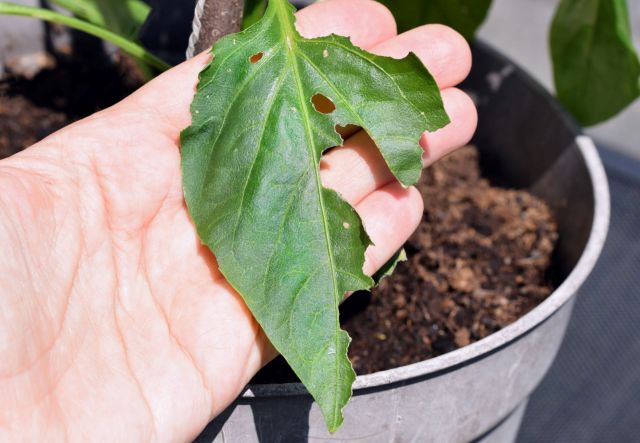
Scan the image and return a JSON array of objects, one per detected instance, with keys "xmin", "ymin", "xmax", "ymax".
[
  {"xmin": 344, "ymin": 146, "xmax": 558, "ymax": 374},
  {"xmin": 0, "ymin": 52, "xmax": 143, "ymax": 159}
]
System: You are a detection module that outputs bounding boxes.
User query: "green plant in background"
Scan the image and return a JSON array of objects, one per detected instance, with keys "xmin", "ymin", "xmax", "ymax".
[
  {"xmin": 377, "ymin": 0, "xmax": 492, "ymax": 40},
  {"xmin": 379, "ymin": 0, "xmax": 640, "ymax": 127},
  {"xmin": 551, "ymin": 0, "xmax": 640, "ymax": 126},
  {"xmin": 0, "ymin": 0, "xmax": 170, "ymax": 74},
  {"xmin": 50, "ymin": 0, "xmax": 150, "ymax": 39}
]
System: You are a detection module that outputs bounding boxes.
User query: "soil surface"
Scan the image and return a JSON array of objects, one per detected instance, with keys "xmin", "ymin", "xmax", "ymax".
[
  {"xmin": 344, "ymin": 146, "xmax": 557, "ymax": 374},
  {"xmin": 0, "ymin": 52, "xmax": 143, "ymax": 159},
  {"xmin": 0, "ymin": 57, "xmax": 558, "ymax": 382}
]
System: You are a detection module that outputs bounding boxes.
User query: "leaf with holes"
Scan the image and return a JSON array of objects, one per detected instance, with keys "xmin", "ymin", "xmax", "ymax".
[{"xmin": 181, "ymin": 0, "xmax": 448, "ymax": 432}]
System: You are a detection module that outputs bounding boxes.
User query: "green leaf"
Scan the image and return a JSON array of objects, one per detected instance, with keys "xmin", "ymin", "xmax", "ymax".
[
  {"xmin": 51, "ymin": 0, "xmax": 150, "ymax": 40},
  {"xmin": 243, "ymin": 0, "xmax": 267, "ymax": 29},
  {"xmin": 376, "ymin": 0, "xmax": 492, "ymax": 40},
  {"xmin": 49, "ymin": 0, "xmax": 154, "ymax": 78},
  {"xmin": 550, "ymin": 0, "xmax": 640, "ymax": 126},
  {"xmin": 93, "ymin": 0, "xmax": 150, "ymax": 39},
  {"xmin": 49, "ymin": 0, "xmax": 103, "ymax": 24},
  {"xmin": 373, "ymin": 248, "xmax": 407, "ymax": 283},
  {"xmin": 181, "ymin": 0, "xmax": 448, "ymax": 431}
]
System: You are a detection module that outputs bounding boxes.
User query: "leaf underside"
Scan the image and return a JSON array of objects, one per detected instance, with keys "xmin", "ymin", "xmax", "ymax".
[
  {"xmin": 551, "ymin": 0, "xmax": 640, "ymax": 126},
  {"xmin": 373, "ymin": 248, "xmax": 407, "ymax": 284},
  {"xmin": 181, "ymin": 0, "xmax": 448, "ymax": 432}
]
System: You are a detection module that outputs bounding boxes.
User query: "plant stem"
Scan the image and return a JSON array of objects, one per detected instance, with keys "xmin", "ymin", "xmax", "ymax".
[{"xmin": 0, "ymin": 2, "xmax": 170, "ymax": 72}]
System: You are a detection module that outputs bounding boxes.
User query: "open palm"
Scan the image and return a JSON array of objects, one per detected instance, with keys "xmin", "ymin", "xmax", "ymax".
[{"xmin": 0, "ymin": 1, "xmax": 475, "ymax": 441}]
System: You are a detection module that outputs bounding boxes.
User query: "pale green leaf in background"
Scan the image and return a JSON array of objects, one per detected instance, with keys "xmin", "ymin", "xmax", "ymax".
[
  {"xmin": 49, "ymin": 0, "xmax": 103, "ymax": 25},
  {"xmin": 51, "ymin": 0, "xmax": 150, "ymax": 39},
  {"xmin": 93, "ymin": 0, "xmax": 150, "ymax": 39},
  {"xmin": 376, "ymin": 0, "xmax": 493, "ymax": 40},
  {"xmin": 181, "ymin": 0, "xmax": 448, "ymax": 431},
  {"xmin": 551, "ymin": 0, "xmax": 640, "ymax": 126},
  {"xmin": 0, "ymin": 2, "xmax": 168, "ymax": 72},
  {"xmin": 1, "ymin": 0, "xmax": 160, "ymax": 77}
]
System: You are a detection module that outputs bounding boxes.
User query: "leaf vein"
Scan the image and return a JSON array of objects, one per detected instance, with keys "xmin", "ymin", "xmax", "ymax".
[{"xmin": 231, "ymin": 62, "xmax": 291, "ymax": 262}]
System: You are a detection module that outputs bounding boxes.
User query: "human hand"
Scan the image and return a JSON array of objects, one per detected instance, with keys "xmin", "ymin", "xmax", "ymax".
[{"xmin": 0, "ymin": 0, "xmax": 476, "ymax": 441}]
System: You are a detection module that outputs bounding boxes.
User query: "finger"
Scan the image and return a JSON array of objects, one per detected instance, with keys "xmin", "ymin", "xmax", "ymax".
[
  {"xmin": 295, "ymin": 0, "xmax": 397, "ymax": 47},
  {"xmin": 315, "ymin": 22, "xmax": 474, "ymax": 142},
  {"xmin": 372, "ymin": 24, "xmax": 472, "ymax": 89},
  {"xmin": 355, "ymin": 182, "xmax": 424, "ymax": 276},
  {"xmin": 421, "ymin": 87, "xmax": 477, "ymax": 166},
  {"xmin": 321, "ymin": 87, "xmax": 476, "ymax": 205},
  {"xmin": 117, "ymin": 0, "xmax": 397, "ymax": 139},
  {"xmin": 321, "ymin": 24, "xmax": 474, "ymax": 200}
]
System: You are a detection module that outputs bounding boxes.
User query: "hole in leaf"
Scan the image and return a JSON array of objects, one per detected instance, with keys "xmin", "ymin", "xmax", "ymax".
[
  {"xmin": 249, "ymin": 52, "xmax": 264, "ymax": 64},
  {"xmin": 312, "ymin": 93, "xmax": 336, "ymax": 114},
  {"xmin": 335, "ymin": 124, "xmax": 361, "ymax": 139}
]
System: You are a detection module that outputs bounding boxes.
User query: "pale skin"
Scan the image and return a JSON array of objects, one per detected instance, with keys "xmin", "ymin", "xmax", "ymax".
[{"xmin": 0, "ymin": 0, "xmax": 476, "ymax": 441}]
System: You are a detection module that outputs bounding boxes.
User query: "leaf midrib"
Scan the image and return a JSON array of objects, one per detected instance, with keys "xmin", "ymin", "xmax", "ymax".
[{"xmin": 273, "ymin": 0, "xmax": 343, "ymax": 426}]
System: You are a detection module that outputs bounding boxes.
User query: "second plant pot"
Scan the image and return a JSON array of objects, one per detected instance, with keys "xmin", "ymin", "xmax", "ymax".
[{"xmin": 194, "ymin": 42, "xmax": 610, "ymax": 443}]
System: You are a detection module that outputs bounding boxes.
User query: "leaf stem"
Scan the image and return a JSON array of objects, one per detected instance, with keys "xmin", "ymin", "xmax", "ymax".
[{"xmin": 0, "ymin": 2, "xmax": 170, "ymax": 72}]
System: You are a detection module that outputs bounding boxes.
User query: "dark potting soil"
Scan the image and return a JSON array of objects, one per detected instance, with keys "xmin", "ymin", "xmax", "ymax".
[
  {"xmin": 0, "ymin": 56, "xmax": 558, "ymax": 381},
  {"xmin": 344, "ymin": 146, "xmax": 557, "ymax": 374},
  {"xmin": 0, "ymin": 52, "xmax": 143, "ymax": 159}
]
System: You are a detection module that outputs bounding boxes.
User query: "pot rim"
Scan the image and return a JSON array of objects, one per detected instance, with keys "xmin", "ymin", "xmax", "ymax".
[{"xmin": 244, "ymin": 42, "xmax": 611, "ymax": 398}]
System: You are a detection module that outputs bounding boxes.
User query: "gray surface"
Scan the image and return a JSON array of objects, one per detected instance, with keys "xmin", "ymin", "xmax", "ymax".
[
  {"xmin": 478, "ymin": 0, "xmax": 640, "ymax": 160},
  {"xmin": 518, "ymin": 148, "xmax": 640, "ymax": 443},
  {"xmin": 476, "ymin": 400, "xmax": 529, "ymax": 443}
]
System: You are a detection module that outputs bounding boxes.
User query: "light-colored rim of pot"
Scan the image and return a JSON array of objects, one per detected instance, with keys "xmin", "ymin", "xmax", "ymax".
[{"xmin": 244, "ymin": 64, "xmax": 612, "ymax": 400}]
